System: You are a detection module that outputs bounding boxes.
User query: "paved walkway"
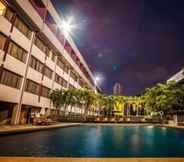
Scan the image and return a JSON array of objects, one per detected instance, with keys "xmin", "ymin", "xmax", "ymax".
[
  {"xmin": 0, "ymin": 123, "xmax": 81, "ymax": 135},
  {"xmin": 157, "ymin": 124, "xmax": 184, "ymax": 129},
  {"xmin": 0, "ymin": 157, "xmax": 183, "ymax": 162}
]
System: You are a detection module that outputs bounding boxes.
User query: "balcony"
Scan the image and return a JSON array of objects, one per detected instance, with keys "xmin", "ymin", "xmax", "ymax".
[
  {"xmin": 0, "ymin": 16, "xmax": 11, "ymax": 36},
  {"xmin": 4, "ymin": 54, "xmax": 26, "ymax": 76},
  {"xmin": 22, "ymin": 91, "xmax": 41, "ymax": 107},
  {"xmin": 0, "ymin": 84, "xmax": 20, "ymax": 103}
]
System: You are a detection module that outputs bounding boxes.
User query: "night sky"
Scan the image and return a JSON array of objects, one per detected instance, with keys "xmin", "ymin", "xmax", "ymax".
[{"xmin": 52, "ymin": 0, "xmax": 184, "ymax": 95}]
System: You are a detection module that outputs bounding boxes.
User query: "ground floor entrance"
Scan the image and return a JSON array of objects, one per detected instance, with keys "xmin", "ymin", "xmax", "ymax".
[
  {"xmin": 0, "ymin": 101, "xmax": 14, "ymax": 125},
  {"xmin": 20, "ymin": 105, "xmax": 41, "ymax": 124}
]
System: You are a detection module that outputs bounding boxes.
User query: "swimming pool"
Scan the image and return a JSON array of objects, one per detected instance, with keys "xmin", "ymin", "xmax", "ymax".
[{"xmin": 0, "ymin": 125, "xmax": 184, "ymax": 157}]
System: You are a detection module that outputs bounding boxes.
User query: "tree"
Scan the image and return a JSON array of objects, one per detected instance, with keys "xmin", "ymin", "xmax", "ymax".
[
  {"xmin": 50, "ymin": 89, "xmax": 66, "ymax": 115},
  {"xmin": 144, "ymin": 81, "xmax": 184, "ymax": 115},
  {"xmin": 82, "ymin": 89, "xmax": 96, "ymax": 118}
]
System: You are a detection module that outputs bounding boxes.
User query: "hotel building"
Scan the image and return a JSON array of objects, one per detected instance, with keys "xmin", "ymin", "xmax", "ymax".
[
  {"xmin": 167, "ymin": 68, "xmax": 184, "ymax": 84},
  {"xmin": 0, "ymin": 0, "xmax": 96, "ymax": 124}
]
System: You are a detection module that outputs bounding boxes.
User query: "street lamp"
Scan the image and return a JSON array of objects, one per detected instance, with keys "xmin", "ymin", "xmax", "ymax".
[
  {"xmin": 94, "ymin": 73, "xmax": 104, "ymax": 87},
  {"xmin": 59, "ymin": 16, "xmax": 76, "ymax": 38}
]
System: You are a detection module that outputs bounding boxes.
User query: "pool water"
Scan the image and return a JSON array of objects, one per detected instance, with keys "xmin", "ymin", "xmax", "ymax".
[{"xmin": 0, "ymin": 125, "xmax": 184, "ymax": 157}]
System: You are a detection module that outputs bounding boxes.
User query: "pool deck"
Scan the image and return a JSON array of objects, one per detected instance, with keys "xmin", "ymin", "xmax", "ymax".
[
  {"xmin": 161, "ymin": 124, "xmax": 184, "ymax": 129},
  {"xmin": 0, "ymin": 123, "xmax": 81, "ymax": 135},
  {"xmin": 0, "ymin": 157, "xmax": 184, "ymax": 162}
]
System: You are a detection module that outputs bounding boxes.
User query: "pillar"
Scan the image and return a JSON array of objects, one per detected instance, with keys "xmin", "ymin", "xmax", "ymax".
[{"xmin": 11, "ymin": 104, "xmax": 20, "ymax": 125}]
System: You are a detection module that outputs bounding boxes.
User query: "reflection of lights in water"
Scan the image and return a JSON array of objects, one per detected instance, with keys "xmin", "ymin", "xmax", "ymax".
[
  {"xmin": 84, "ymin": 127, "xmax": 102, "ymax": 154},
  {"xmin": 96, "ymin": 127, "xmax": 101, "ymax": 136},
  {"xmin": 131, "ymin": 133, "xmax": 141, "ymax": 152},
  {"xmin": 161, "ymin": 127, "xmax": 167, "ymax": 136},
  {"xmin": 147, "ymin": 125, "xmax": 154, "ymax": 129},
  {"xmin": 111, "ymin": 127, "xmax": 125, "ymax": 148},
  {"xmin": 161, "ymin": 127, "xmax": 166, "ymax": 130}
]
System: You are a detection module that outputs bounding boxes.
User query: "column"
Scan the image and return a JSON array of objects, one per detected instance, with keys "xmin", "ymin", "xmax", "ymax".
[
  {"xmin": 11, "ymin": 32, "xmax": 35, "ymax": 125},
  {"xmin": 67, "ymin": 69, "xmax": 71, "ymax": 89}
]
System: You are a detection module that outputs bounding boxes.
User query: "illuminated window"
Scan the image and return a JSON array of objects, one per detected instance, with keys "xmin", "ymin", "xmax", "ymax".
[
  {"xmin": 0, "ymin": 1, "xmax": 6, "ymax": 16},
  {"xmin": 34, "ymin": 36, "xmax": 46, "ymax": 53},
  {"xmin": 8, "ymin": 41, "xmax": 27, "ymax": 63},
  {"xmin": 14, "ymin": 17, "xmax": 32, "ymax": 39}
]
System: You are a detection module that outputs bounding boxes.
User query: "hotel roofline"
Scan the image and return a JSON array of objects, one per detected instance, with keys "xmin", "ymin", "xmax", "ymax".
[{"xmin": 167, "ymin": 68, "xmax": 184, "ymax": 83}]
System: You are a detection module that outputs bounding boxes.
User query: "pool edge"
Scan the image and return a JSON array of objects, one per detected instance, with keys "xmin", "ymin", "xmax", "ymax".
[{"xmin": 0, "ymin": 157, "xmax": 184, "ymax": 162}]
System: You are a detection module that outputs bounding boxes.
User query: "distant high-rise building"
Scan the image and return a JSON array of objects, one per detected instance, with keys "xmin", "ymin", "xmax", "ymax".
[{"xmin": 113, "ymin": 83, "xmax": 122, "ymax": 95}]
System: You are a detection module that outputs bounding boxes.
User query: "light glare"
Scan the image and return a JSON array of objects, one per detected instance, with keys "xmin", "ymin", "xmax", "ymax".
[
  {"xmin": 60, "ymin": 16, "xmax": 76, "ymax": 37},
  {"xmin": 94, "ymin": 73, "xmax": 104, "ymax": 86}
]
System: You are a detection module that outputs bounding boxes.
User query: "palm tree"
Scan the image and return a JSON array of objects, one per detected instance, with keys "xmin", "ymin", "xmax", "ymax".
[{"xmin": 82, "ymin": 89, "xmax": 96, "ymax": 119}]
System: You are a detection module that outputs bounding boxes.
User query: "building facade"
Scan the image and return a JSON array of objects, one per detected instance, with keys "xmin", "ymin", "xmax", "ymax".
[
  {"xmin": 167, "ymin": 68, "xmax": 184, "ymax": 84},
  {"xmin": 0, "ymin": 0, "xmax": 96, "ymax": 125}
]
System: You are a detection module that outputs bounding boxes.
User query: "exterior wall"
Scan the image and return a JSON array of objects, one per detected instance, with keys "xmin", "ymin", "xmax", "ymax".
[
  {"xmin": 16, "ymin": 0, "xmax": 95, "ymax": 90},
  {"xmin": 0, "ymin": 0, "xmax": 96, "ymax": 124}
]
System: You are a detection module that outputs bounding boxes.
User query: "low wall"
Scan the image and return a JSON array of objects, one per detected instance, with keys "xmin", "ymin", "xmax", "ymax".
[{"xmin": 58, "ymin": 115, "xmax": 161, "ymax": 124}]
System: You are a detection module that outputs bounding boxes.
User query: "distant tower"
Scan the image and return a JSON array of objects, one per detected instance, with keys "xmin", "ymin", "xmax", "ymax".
[{"xmin": 113, "ymin": 83, "xmax": 122, "ymax": 95}]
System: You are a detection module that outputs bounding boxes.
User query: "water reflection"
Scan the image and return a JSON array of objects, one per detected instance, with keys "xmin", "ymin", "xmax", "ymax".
[{"xmin": 0, "ymin": 125, "xmax": 184, "ymax": 157}]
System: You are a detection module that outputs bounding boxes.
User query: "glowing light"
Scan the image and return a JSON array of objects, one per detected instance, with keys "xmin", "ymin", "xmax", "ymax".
[
  {"xmin": 94, "ymin": 73, "xmax": 104, "ymax": 86},
  {"xmin": 0, "ymin": 2, "xmax": 6, "ymax": 16},
  {"xmin": 59, "ymin": 16, "xmax": 76, "ymax": 37}
]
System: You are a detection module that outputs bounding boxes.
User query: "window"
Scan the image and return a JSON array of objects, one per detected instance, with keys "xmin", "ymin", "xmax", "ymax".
[
  {"xmin": 57, "ymin": 30, "xmax": 65, "ymax": 46},
  {"xmin": 55, "ymin": 73, "xmax": 61, "ymax": 85},
  {"xmin": 25, "ymin": 79, "xmax": 39, "ymax": 95},
  {"xmin": 0, "ymin": 33, "xmax": 6, "ymax": 50},
  {"xmin": 51, "ymin": 51, "xmax": 56, "ymax": 62},
  {"xmin": 29, "ymin": 0, "xmax": 46, "ymax": 19},
  {"xmin": 34, "ymin": 36, "xmax": 46, "ymax": 53},
  {"xmin": 30, "ymin": 56, "xmax": 43, "ymax": 73},
  {"xmin": 0, "ymin": 1, "xmax": 6, "ymax": 16},
  {"xmin": 64, "ymin": 65, "xmax": 70, "ymax": 74},
  {"xmin": 57, "ymin": 56, "xmax": 70, "ymax": 74},
  {"xmin": 45, "ymin": 12, "xmax": 57, "ymax": 35},
  {"xmin": 79, "ymin": 79, "xmax": 85, "ymax": 88},
  {"xmin": 41, "ymin": 86, "xmax": 50, "ymax": 98},
  {"xmin": 4, "ymin": 7, "xmax": 14, "ymax": 21},
  {"xmin": 63, "ymin": 79, "xmax": 67, "ymax": 88},
  {"xmin": 57, "ymin": 57, "xmax": 65, "ymax": 70},
  {"xmin": 0, "ymin": 69, "xmax": 22, "ymax": 89},
  {"xmin": 71, "ymin": 71, "xmax": 78, "ymax": 81},
  {"xmin": 0, "ymin": 2, "xmax": 14, "ymax": 22},
  {"xmin": 44, "ymin": 66, "xmax": 52, "ymax": 79},
  {"xmin": 8, "ymin": 41, "xmax": 27, "ymax": 63},
  {"xmin": 55, "ymin": 74, "xmax": 67, "ymax": 88},
  {"xmin": 14, "ymin": 17, "xmax": 32, "ymax": 39}
]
